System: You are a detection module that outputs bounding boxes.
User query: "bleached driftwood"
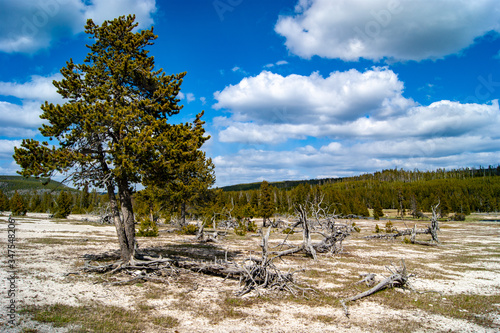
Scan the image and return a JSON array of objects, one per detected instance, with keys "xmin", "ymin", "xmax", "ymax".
[{"xmin": 341, "ymin": 259, "xmax": 411, "ymax": 317}]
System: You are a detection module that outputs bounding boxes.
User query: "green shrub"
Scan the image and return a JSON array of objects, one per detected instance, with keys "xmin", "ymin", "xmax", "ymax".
[
  {"xmin": 234, "ymin": 219, "xmax": 257, "ymax": 236},
  {"xmin": 234, "ymin": 219, "xmax": 258, "ymax": 236},
  {"xmin": 452, "ymin": 213, "xmax": 466, "ymax": 221},
  {"xmin": 234, "ymin": 225, "xmax": 247, "ymax": 236},
  {"xmin": 385, "ymin": 220, "xmax": 394, "ymax": 233},
  {"xmin": 247, "ymin": 220, "xmax": 257, "ymax": 232},
  {"xmin": 375, "ymin": 224, "xmax": 381, "ymax": 233},
  {"xmin": 136, "ymin": 217, "xmax": 159, "ymax": 237},
  {"xmin": 282, "ymin": 227, "xmax": 295, "ymax": 234},
  {"xmin": 352, "ymin": 222, "xmax": 361, "ymax": 233},
  {"xmin": 402, "ymin": 236, "xmax": 411, "ymax": 244},
  {"xmin": 178, "ymin": 224, "xmax": 198, "ymax": 235}
]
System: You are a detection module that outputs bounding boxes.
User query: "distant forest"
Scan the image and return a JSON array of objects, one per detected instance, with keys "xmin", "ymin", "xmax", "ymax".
[
  {"xmin": 216, "ymin": 166, "xmax": 500, "ymax": 219},
  {"xmin": 1, "ymin": 165, "xmax": 499, "ymax": 219}
]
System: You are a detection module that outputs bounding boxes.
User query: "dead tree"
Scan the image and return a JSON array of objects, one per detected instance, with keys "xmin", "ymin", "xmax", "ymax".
[
  {"xmin": 430, "ymin": 202, "xmax": 440, "ymax": 243},
  {"xmin": 236, "ymin": 227, "xmax": 304, "ymax": 296},
  {"xmin": 272, "ymin": 200, "xmax": 353, "ymax": 259},
  {"xmin": 212, "ymin": 205, "xmax": 237, "ymax": 230},
  {"xmin": 410, "ymin": 224, "xmax": 438, "ymax": 246},
  {"xmin": 89, "ymin": 202, "xmax": 113, "ymax": 224},
  {"xmin": 366, "ymin": 202, "xmax": 441, "ymax": 245},
  {"xmin": 365, "ymin": 227, "xmax": 430, "ymax": 240},
  {"xmin": 341, "ymin": 259, "xmax": 411, "ymax": 317},
  {"xmin": 195, "ymin": 220, "xmax": 219, "ymax": 243}
]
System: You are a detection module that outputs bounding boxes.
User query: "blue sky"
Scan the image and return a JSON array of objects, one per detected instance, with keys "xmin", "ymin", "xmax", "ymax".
[{"xmin": 0, "ymin": 0, "xmax": 499, "ymax": 187}]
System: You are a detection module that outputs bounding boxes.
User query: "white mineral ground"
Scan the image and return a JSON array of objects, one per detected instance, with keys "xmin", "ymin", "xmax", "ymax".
[{"xmin": 1, "ymin": 213, "xmax": 499, "ymax": 332}]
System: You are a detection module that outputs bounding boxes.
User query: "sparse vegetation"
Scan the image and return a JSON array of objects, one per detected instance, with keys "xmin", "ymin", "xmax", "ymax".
[
  {"xmin": 385, "ymin": 220, "xmax": 394, "ymax": 233},
  {"xmin": 178, "ymin": 224, "xmax": 199, "ymax": 235},
  {"xmin": 21, "ymin": 302, "xmax": 180, "ymax": 332},
  {"xmin": 136, "ymin": 217, "xmax": 159, "ymax": 237}
]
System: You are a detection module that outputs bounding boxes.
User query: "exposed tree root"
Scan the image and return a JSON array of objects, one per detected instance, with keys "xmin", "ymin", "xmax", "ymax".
[
  {"xmin": 79, "ymin": 228, "xmax": 305, "ymax": 297},
  {"xmin": 234, "ymin": 227, "xmax": 311, "ymax": 296}
]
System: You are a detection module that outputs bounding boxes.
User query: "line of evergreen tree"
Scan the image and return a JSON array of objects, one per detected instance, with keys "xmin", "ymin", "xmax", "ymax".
[
  {"xmin": 221, "ymin": 165, "xmax": 500, "ymax": 192},
  {"xmin": 0, "ymin": 186, "xmax": 106, "ymax": 217},
  {"xmin": 215, "ymin": 170, "xmax": 500, "ymax": 221}
]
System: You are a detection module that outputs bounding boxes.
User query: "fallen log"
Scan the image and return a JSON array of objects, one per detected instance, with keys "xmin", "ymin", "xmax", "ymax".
[
  {"xmin": 410, "ymin": 224, "xmax": 439, "ymax": 246},
  {"xmin": 365, "ymin": 227, "xmax": 430, "ymax": 240},
  {"xmin": 341, "ymin": 259, "xmax": 410, "ymax": 317}
]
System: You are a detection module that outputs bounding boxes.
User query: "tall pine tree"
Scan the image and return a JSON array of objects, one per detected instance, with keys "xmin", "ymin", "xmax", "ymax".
[{"xmin": 13, "ymin": 15, "xmax": 209, "ymax": 264}]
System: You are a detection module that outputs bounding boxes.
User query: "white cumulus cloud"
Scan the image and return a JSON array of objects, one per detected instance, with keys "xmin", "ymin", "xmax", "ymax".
[
  {"xmin": 0, "ymin": 0, "xmax": 157, "ymax": 54},
  {"xmin": 0, "ymin": 73, "xmax": 63, "ymax": 102},
  {"xmin": 0, "ymin": 101, "xmax": 45, "ymax": 129},
  {"xmin": 214, "ymin": 68, "xmax": 414, "ymax": 125},
  {"xmin": 275, "ymin": 0, "xmax": 500, "ymax": 61},
  {"xmin": 211, "ymin": 67, "xmax": 500, "ymax": 185}
]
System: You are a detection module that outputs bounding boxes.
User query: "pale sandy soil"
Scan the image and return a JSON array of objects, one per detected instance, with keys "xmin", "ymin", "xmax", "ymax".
[{"xmin": 0, "ymin": 213, "xmax": 499, "ymax": 332}]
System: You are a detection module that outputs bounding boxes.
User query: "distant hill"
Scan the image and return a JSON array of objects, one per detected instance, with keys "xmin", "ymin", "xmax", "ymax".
[
  {"xmin": 0, "ymin": 176, "xmax": 74, "ymax": 194},
  {"xmin": 220, "ymin": 165, "xmax": 500, "ymax": 192}
]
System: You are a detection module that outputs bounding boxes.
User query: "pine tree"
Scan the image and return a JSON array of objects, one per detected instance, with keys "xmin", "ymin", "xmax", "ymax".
[
  {"xmin": 163, "ymin": 152, "xmax": 215, "ymax": 226},
  {"xmin": 41, "ymin": 192, "xmax": 54, "ymax": 213},
  {"xmin": 79, "ymin": 184, "xmax": 91, "ymax": 213},
  {"xmin": 54, "ymin": 191, "xmax": 73, "ymax": 218},
  {"xmin": 249, "ymin": 190, "xmax": 259, "ymax": 211},
  {"xmin": 259, "ymin": 181, "xmax": 275, "ymax": 227},
  {"xmin": 373, "ymin": 200, "xmax": 383, "ymax": 220},
  {"xmin": 29, "ymin": 192, "xmax": 43, "ymax": 212},
  {"xmin": 10, "ymin": 191, "xmax": 27, "ymax": 216},
  {"xmin": 13, "ymin": 15, "xmax": 209, "ymax": 264},
  {"xmin": 0, "ymin": 190, "xmax": 9, "ymax": 212}
]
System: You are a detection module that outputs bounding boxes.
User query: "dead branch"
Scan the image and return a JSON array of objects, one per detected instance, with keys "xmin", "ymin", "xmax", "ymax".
[
  {"xmin": 195, "ymin": 220, "xmax": 224, "ymax": 243},
  {"xmin": 79, "ymin": 227, "xmax": 305, "ymax": 297},
  {"xmin": 355, "ymin": 273, "xmax": 376, "ymax": 287},
  {"xmin": 272, "ymin": 202, "xmax": 353, "ymax": 260},
  {"xmin": 235, "ymin": 227, "xmax": 307, "ymax": 296},
  {"xmin": 410, "ymin": 224, "xmax": 439, "ymax": 246},
  {"xmin": 341, "ymin": 259, "xmax": 411, "ymax": 317},
  {"xmin": 366, "ymin": 208, "xmax": 440, "ymax": 245}
]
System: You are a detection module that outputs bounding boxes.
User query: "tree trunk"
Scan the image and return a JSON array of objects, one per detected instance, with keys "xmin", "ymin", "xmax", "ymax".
[
  {"xmin": 105, "ymin": 180, "xmax": 133, "ymax": 263},
  {"xmin": 297, "ymin": 205, "xmax": 317, "ymax": 260},
  {"xmin": 181, "ymin": 201, "xmax": 186, "ymax": 226},
  {"xmin": 117, "ymin": 178, "xmax": 136, "ymax": 262}
]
